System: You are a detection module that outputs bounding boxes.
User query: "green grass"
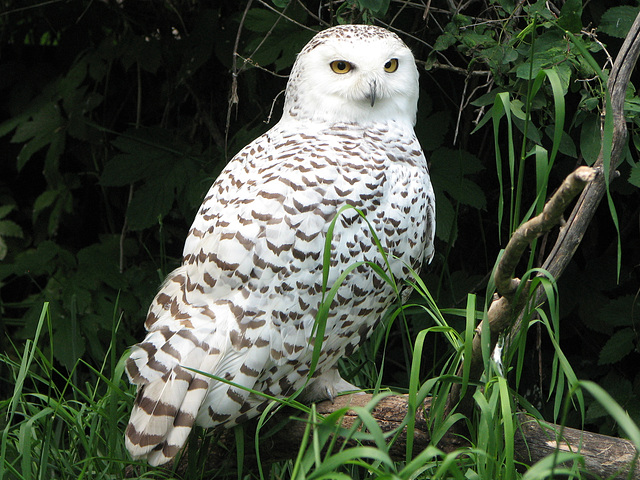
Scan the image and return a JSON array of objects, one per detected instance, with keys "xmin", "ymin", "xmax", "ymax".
[
  {"xmin": 2, "ymin": 274, "xmax": 638, "ymax": 480},
  {"xmin": 0, "ymin": 303, "xmax": 137, "ymax": 479}
]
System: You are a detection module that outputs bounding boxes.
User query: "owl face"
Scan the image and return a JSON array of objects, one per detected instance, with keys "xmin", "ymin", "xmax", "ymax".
[{"xmin": 283, "ymin": 25, "xmax": 419, "ymax": 126}]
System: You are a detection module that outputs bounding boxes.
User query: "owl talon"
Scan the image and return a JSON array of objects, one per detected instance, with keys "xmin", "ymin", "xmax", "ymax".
[{"xmin": 326, "ymin": 386, "xmax": 335, "ymax": 403}]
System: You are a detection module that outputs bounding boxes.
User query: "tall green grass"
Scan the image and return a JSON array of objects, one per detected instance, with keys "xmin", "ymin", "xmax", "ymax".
[{"xmin": 0, "ymin": 303, "xmax": 143, "ymax": 480}]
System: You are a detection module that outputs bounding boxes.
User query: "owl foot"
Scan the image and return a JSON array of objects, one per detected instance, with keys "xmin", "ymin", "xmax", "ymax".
[{"xmin": 299, "ymin": 366, "xmax": 361, "ymax": 403}]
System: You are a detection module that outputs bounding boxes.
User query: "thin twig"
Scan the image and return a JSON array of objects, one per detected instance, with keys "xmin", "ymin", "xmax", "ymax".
[
  {"xmin": 225, "ymin": 0, "xmax": 254, "ymax": 159},
  {"xmin": 235, "ymin": 55, "xmax": 289, "ymax": 79},
  {"xmin": 419, "ymin": 61, "xmax": 490, "ymax": 76}
]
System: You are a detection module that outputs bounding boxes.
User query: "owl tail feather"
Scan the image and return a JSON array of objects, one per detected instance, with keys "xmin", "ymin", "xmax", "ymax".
[
  {"xmin": 124, "ymin": 334, "xmax": 268, "ymax": 466},
  {"xmin": 125, "ymin": 324, "xmax": 227, "ymax": 466},
  {"xmin": 125, "ymin": 363, "xmax": 212, "ymax": 466},
  {"xmin": 125, "ymin": 295, "xmax": 277, "ymax": 466}
]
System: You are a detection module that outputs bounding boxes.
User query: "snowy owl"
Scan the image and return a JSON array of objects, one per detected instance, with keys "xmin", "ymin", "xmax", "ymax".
[{"xmin": 125, "ymin": 23, "xmax": 435, "ymax": 466}]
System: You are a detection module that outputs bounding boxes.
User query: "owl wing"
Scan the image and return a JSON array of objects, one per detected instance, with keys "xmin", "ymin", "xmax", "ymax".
[
  {"xmin": 124, "ymin": 124, "xmax": 433, "ymax": 466},
  {"xmin": 124, "ymin": 127, "xmax": 366, "ymax": 465}
]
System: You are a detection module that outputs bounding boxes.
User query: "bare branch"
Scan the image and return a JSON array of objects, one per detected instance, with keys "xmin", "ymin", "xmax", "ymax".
[
  {"xmin": 540, "ymin": 11, "xmax": 640, "ymax": 282},
  {"xmin": 443, "ymin": 167, "xmax": 595, "ymax": 421},
  {"xmin": 443, "ymin": 7, "xmax": 640, "ymax": 452},
  {"xmin": 494, "ymin": 166, "xmax": 596, "ymax": 297}
]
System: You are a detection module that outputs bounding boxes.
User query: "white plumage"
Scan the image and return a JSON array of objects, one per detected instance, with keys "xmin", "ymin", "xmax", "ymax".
[{"xmin": 125, "ymin": 23, "xmax": 435, "ymax": 466}]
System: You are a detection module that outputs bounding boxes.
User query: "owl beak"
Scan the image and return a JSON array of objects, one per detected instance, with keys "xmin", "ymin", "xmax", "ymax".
[{"xmin": 367, "ymin": 79, "xmax": 377, "ymax": 107}]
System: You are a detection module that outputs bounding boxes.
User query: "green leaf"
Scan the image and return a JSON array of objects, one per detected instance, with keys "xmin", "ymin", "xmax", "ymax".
[
  {"xmin": 599, "ymin": 328, "xmax": 636, "ymax": 365},
  {"xmin": 430, "ymin": 147, "xmax": 486, "ymax": 210},
  {"xmin": 274, "ymin": 31, "xmax": 315, "ymax": 71},
  {"xmin": 102, "ymin": 128, "xmax": 204, "ymax": 229},
  {"xmin": 101, "ymin": 128, "xmax": 185, "ymax": 186},
  {"xmin": 77, "ymin": 239, "xmax": 125, "ymax": 290},
  {"xmin": 53, "ymin": 316, "xmax": 86, "ymax": 370},
  {"xmin": 358, "ymin": 0, "xmax": 390, "ymax": 15},
  {"xmin": 433, "ymin": 32, "xmax": 456, "ymax": 51},
  {"xmin": 0, "ymin": 241, "xmax": 67, "ymax": 282},
  {"xmin": 434, "ymin": 194, "xmax": 455, "ymax": 242},
  {"xmin": 33, "ymin": 189, "xmax": 60, "ymax": 221},
  {"xmin": 580, "ymin": 114, "xmax": 601, "ymax": 165},
  {"xmin": 544, "ymin": 126, "xmax": 577, "ymax": 157},
  {"xmin": 493, "ymin": 0, "xmax": 516, "ymax": 12},
  {"xmin": 110, "ymin": 127, "xmax": 177, "ymax": 154},
  {"xmin": 416, "ymin": 111, "xmax": 449, "ymax": 151},
  {"xmin": 58, "ymin": 61, "xmax": 87, "ymax": 104},
  {"xmin": 120, "ymin": 35, "xmax": 163, "ymax": 73},
  {"xmin": 515, "ymin": 56, "xmax": 548, "ymax": 80},
  {"xmin": 0, "ymin": 111, "xmax": 31, "ymax": 139},
  {"xmin": 597, "ymin": 295, "xmax": 640, "ymax": 329},
  {"xmin": 471, "ymin": 88, "xmax": 501, "ymax": 107},
  {"xmin": 243, "ymin": 9, "xmax": 280, "ymax": 33},
  {"xmin": 127, "ymin": 179, "xmax": 175, "ymax": 230},
  {"xmin": 0, "ymin": 204, "xmax": 16, "ymax": 219},
  {"xmin": 11, "ymin": 103, "xmax": 62, "ymax": 144},
  {"xmin": 557, "ymin": 0, "xmax": 583, "ymax": 33},
  {"xmin": 451, "ymin": 179, "xmax": 486, "ymax": 208},
  {"xmin": 432, "ymin": 147, "xmax": 484, "ymax": 175},
  {"xmin": 600, "ymin": 6, "xmax": 640, "ymax": 39},
  {"xmin": 11, "ymin": 102, "xmax": 65, "ymax": 171},
  {"xmin": 100, "ymin": 153, "xmax": 159, "ymax": 186},
  {"xmin": 0, "ymin": 220, "xmax": 24, "ymax": 238},
  {"xmin": 460, "ymin": 31, "xmax": 495, "ymax": 50},
  {"xmin": 629, "ymin": 162, "xmax": 640, "ymax": 188},
  {"xmin": 244, "ymin": 29, "xmax": 312, "ymax": 71},
  {"xmin": 44, "ymin": 131, "xmax": 66, "ymax": 185}
]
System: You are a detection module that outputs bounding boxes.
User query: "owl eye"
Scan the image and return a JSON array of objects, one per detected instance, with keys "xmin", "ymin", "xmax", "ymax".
[
  {"xmin": 384, "ymin": 58, "xmax": 399, "ymax": 73},
  {"xmin": 330, "ymin": 60, "xmax": 353, "ymax": 74}
]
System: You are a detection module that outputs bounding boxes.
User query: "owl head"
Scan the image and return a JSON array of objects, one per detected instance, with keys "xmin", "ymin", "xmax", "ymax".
[{"xmin": 282, "ymin": 24, "xmax": 420, "ymax": 126}]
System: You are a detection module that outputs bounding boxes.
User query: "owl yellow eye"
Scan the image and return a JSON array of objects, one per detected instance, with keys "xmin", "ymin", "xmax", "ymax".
[
  {"xmin": 330, "ymin": 60, "xmax": 352, "ymax": 74},
  {"xmin": 384, "ymin": 58, "xmax": 399, "ymax": 73}
]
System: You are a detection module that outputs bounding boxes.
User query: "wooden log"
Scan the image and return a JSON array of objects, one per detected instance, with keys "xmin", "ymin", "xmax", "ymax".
[
  {"xmin": 515, "ymin": 413, "xmax": 640, "ymax": 480},
  {"xmin": 160, "ymin": 394, "xmax": 638, "ymax": 480}
]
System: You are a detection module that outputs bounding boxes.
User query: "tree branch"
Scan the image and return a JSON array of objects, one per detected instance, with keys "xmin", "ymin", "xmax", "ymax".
[
  {"xmin": 441, "ymin": 8, "xmax": 640, "ymax": 461},
  {"xmin": 494, "ymin": 167, "xmax": 596, "ymax": 298},
  {"xmin": 443, "ymin": 167, "xmax": 595, "ymax": 421},
  {"xmin": 539, "ymin": 11, "xmax": 640, "ymax": 282}
]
